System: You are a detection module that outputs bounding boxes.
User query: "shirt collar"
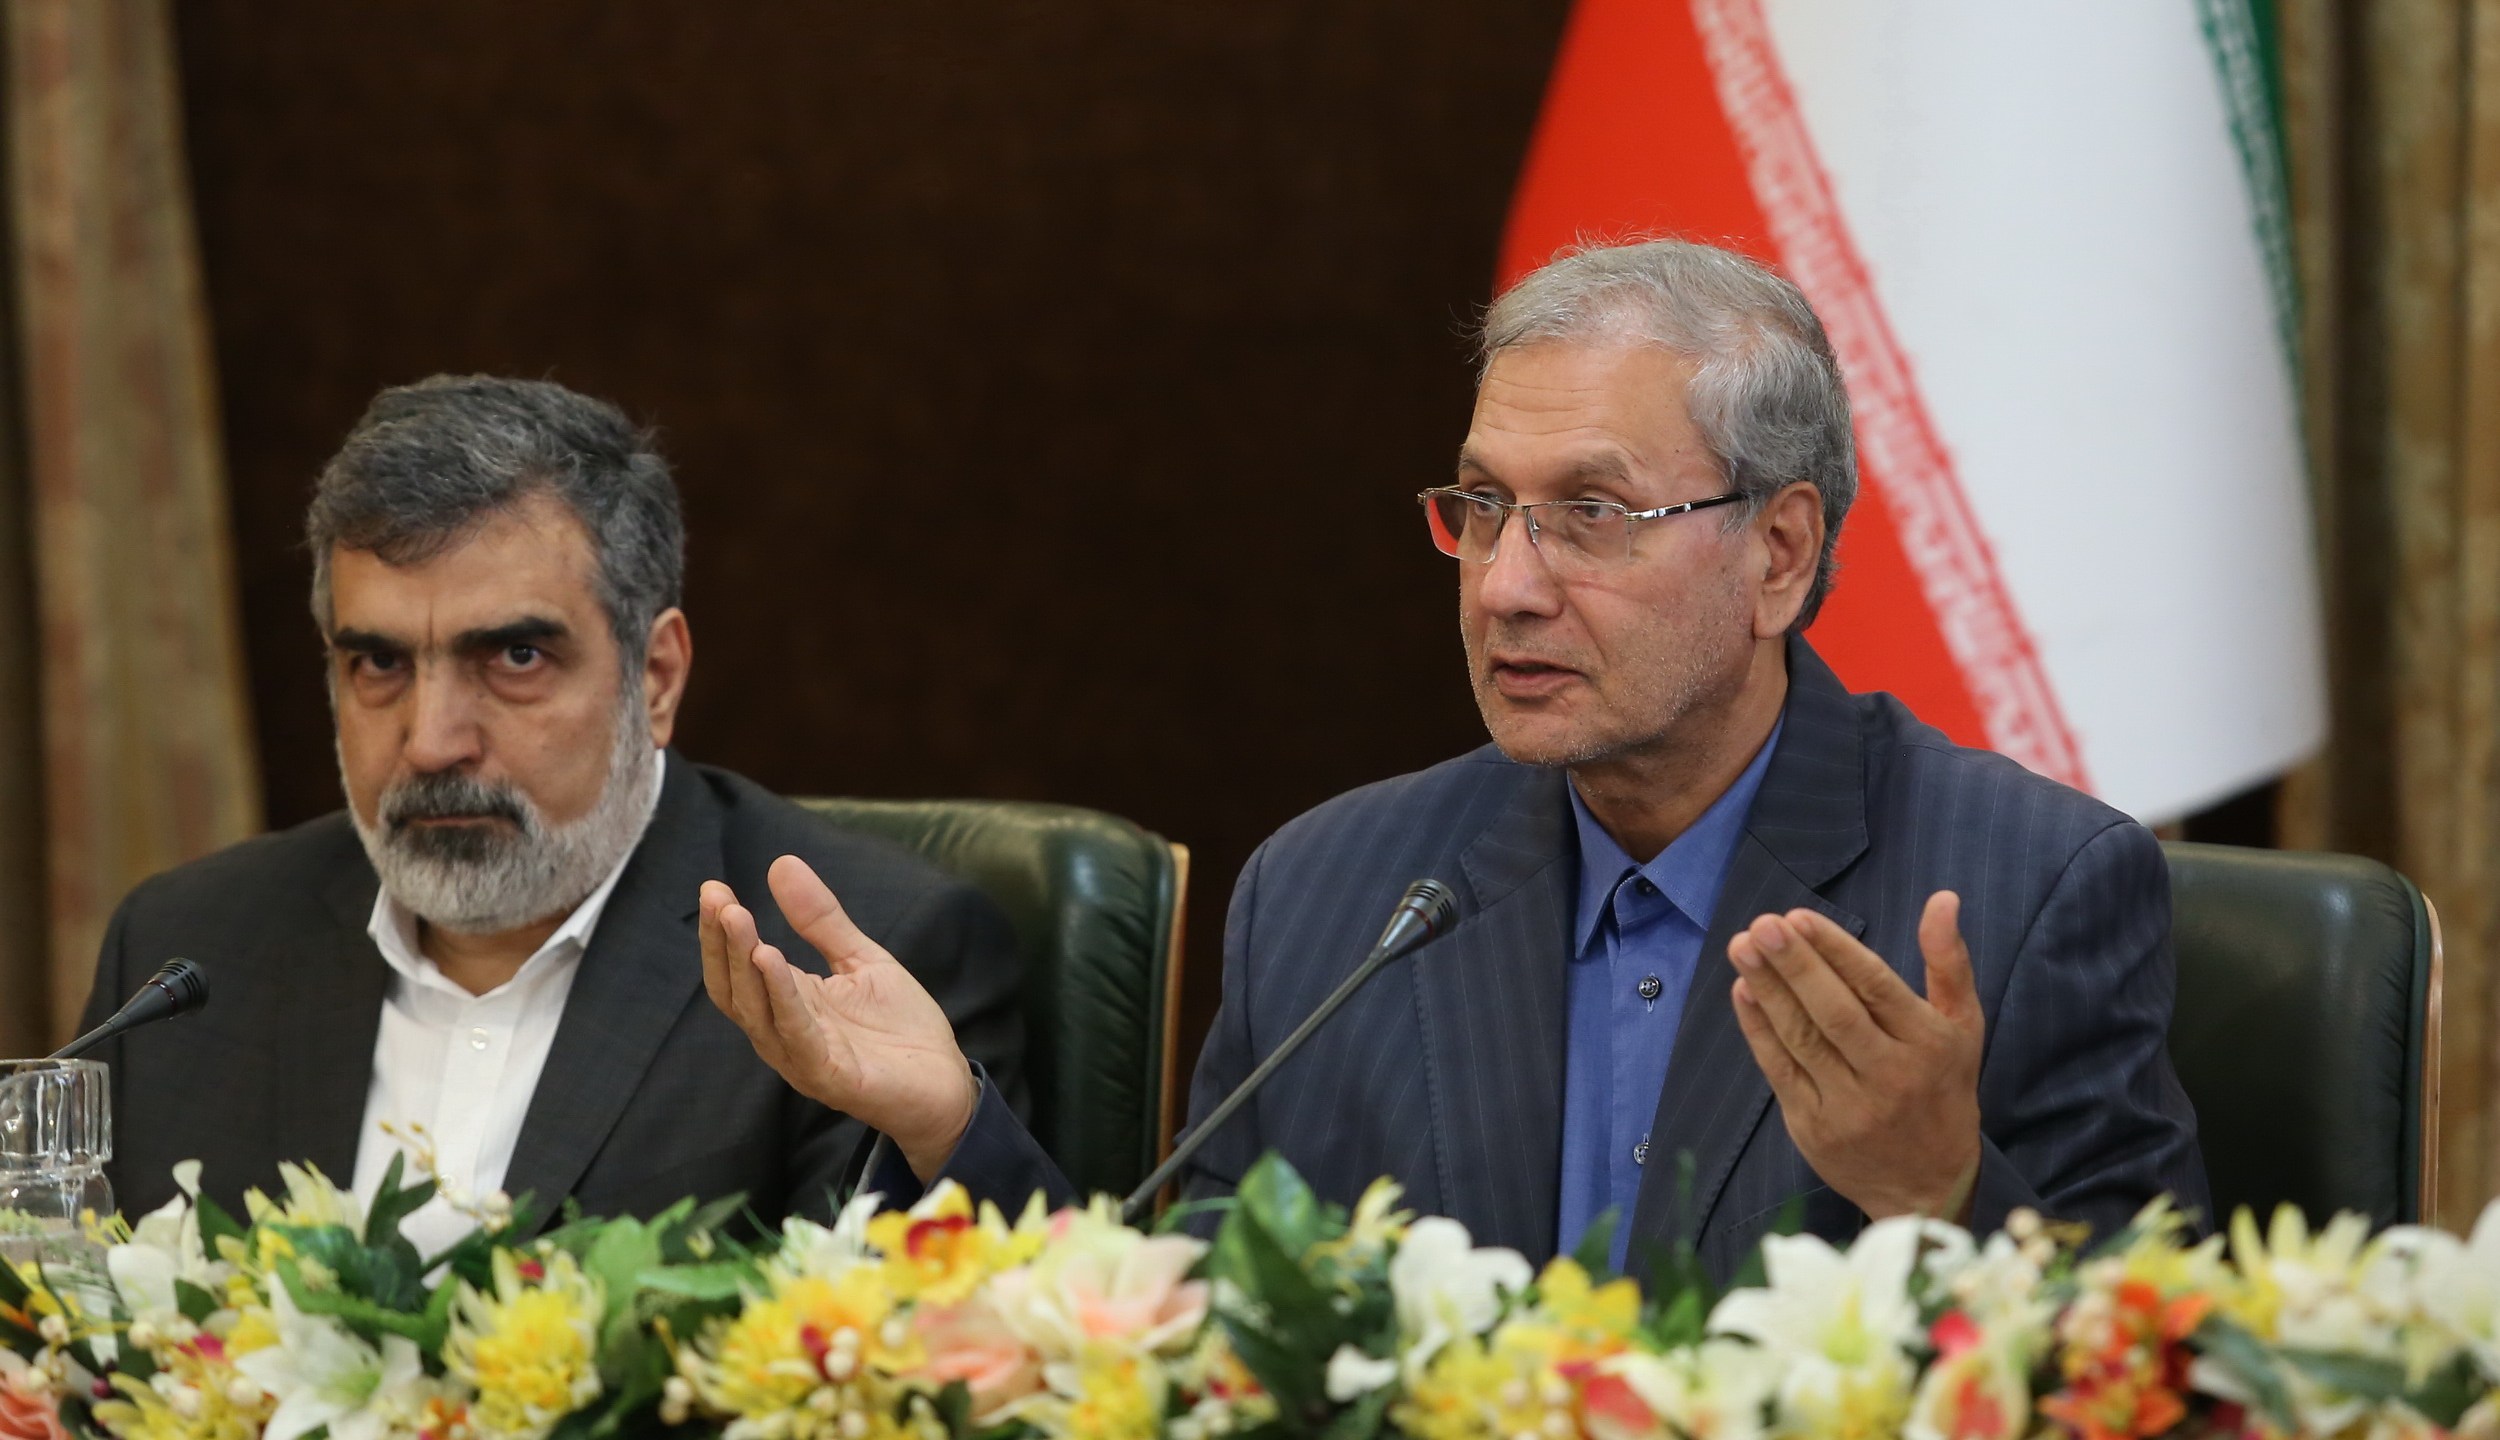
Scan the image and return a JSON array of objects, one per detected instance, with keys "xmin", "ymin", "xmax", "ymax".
[
  {"xmin": 1568, "ymin": 716, "xmax": 1785, "ymax": 952},
  {"xmin": 366, "ymin": 749, "xmax": 667, "ymax": 996}
]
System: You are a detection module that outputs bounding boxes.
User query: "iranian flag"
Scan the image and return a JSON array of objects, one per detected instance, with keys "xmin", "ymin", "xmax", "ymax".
[{"xmin": 1502, "ymin": 0, "xmax": 2323, "ymax": 822}]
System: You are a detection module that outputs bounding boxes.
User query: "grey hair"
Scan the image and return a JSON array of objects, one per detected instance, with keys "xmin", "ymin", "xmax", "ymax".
[
  {"xmin": 307, "ymin": 375, "xmax": 685, "ymax": 666},
  {"xmin": 1478, "ymin": 239, "xmax": 1858, "ymax": 628}
]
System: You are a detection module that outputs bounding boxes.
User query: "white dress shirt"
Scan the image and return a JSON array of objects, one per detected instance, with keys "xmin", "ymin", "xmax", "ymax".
[{"xmin": 351, "ymin": 751, "xmax": 664, "ymax": 1257}]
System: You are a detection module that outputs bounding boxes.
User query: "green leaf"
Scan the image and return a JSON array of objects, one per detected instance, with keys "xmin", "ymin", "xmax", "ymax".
[
  {"xmin": 2403, "ymin": 1356, "xmax": 2480, "ymax": 1429},
  {"xmin": 172, "ymin": 1279, "xmax": 219, "ymax": 1325},
  {"xmin": 361, "ymin": 1154, "xmax": 438, "ymax": 1250},
  {"xmin": 1210, "ymin": 1201, "xmax": 1333, "ymax": 1330},
  {"xmin": 192, "ymin": 1193, "xmax": 246, "ymax": 1250},
  {"xmin": 636, "ymin": 1262, "xmax": 755, "ymax": 1303},
  {"xmin": 1235, "ymin": 1156, "xmax": 1329, "ymax": 1258},
  {"xmin": 2277, "ymin": 1347, "xmax": 2408, "ymax": 1403},
  {"xmin": 2193, "ymin": 1314, "xmax": 2294, "ymax": 1427},
  {"xmin": 274, "ymin": 1258, "xmax": 447, "ymax": 1352},
  {"xmin": 582, "ymin": 1220, "xmax": 662, "ymax": 1319},
  {"xmin": 1317, "ymin": 1383, "xmax": 1394, "ymax": 1440},
  {"xmin": 1215, "ymin": 1311, "xmax": 1324, "ymax": 1422}
]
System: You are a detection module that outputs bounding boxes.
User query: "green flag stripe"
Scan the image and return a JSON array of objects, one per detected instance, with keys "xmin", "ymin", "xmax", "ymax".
[{"xmin": 2197, "ymin": 0, "xmax": 2301, "ymax": 379}]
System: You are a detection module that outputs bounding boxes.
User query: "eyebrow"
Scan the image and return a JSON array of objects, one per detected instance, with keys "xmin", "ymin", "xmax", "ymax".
[
  {"xmin": 1454, "ymin": 449, "xmax": 1634, "ymax": 485},
  {"xmin": 327, "ymin": 616, "xmax": 571, "ymax": 655},
  {"xmin": 453, "ymin": 617, "xmax": 570, "ymax": 653}
]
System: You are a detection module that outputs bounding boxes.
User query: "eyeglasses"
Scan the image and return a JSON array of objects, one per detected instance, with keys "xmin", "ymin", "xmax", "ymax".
[{"xmin": 1418, "ymin": 486, "xmax": 1747, "ymax": 570}]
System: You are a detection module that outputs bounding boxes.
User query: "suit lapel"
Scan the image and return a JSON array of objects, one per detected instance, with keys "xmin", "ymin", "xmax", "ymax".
[
  {"xmin": 274, "ymin": 863, "xmax": 391, "ymax": 1183},
  {"xmin": 1628, "ymin": 637, "xmax": 1870, "ymax": 1251},
  {"xmin": 1413, "ymin": 766, "xmax": 1574, "ymax": 1255},
  {"xmin": 502, "ymin": 757, "xmax": 717, "ymax": 1225}
]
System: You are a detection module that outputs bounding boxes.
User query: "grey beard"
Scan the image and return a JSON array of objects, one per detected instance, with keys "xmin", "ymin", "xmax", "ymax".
[{"xmin": 347, "ymin": 704, "xmax": 659, "ymax": 936}]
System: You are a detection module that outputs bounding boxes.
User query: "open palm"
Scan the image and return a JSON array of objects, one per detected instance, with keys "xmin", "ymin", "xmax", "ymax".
[{"xmin": 698, "ymin": 855, "xmax": 978, "ymax": 1177}]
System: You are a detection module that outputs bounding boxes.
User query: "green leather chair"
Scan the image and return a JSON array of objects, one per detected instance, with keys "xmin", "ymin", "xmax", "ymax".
[
  {"xmin": 2164, "ymin": 841, "xmax": 2442, "ymax": 1229},
  {"xmin": 797, "ymin": 798, "xmax": 1188, "ymax": 1200}
]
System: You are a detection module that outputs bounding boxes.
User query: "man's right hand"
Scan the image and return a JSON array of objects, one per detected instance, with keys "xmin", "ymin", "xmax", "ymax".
[{"xmin": 698, "ymin": 855, "xmax": 980, "ymax": 1181}]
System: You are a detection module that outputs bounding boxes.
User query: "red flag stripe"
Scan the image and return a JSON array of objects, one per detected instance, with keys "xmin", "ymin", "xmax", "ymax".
[{"xmin": 1691, "ymin": 0, "xmax": 2087, "ymax": 788}]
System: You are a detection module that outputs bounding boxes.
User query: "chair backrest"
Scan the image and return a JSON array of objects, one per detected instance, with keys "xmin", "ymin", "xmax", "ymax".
[
  {"xmin": 797, "ymin": 798, "xmax": 1188, "ymax": 1200},
  {"xmin": 2163, "ymin": 841, "xmax": 2441, "ymax": 1229}
]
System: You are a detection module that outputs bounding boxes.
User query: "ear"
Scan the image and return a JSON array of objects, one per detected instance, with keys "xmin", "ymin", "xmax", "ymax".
[
  {"xmin": 641, "ymin": 607, "xmax": 694, "ymax": 749},
  {"xmin": 1752, "ymin": 482, "xmax": 1825, "ymax": 637}
]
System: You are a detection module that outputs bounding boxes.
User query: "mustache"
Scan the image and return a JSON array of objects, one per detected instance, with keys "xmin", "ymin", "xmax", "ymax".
[{"xmin": 380, "ymin": 771, "xmax": 532, "ymax": 832}]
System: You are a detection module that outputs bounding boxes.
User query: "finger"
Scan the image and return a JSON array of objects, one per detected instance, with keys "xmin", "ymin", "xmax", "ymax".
[
  {"xmin": 698, "ymin": 881, "xmax": 738, "ymax": 1012},
  {"xmin": 1918, "ymin": 891, "xmax": 1981, "ymax": 1030},
  {"xmin": 767, "ymin": 854, "xmax": 896, "ymax": 975},
  {"xmin": 1744, "ymin": 914, "xmax": 1882, "ymax": 1068},
  {"xmin": 1783, "ymin": 908, "xmax": 1925, "ymax": 1037},
  {"xmin": 1732, "ymin": 976, "xmax": 1819, "ymax": 1107},
  {"xmin": 715, "ymin": 902, "xmax": 784, "ymax": 1041},
  {"xmin": 1730, "ymin": 927, "xmax": 1855, "ymax": 1080}
]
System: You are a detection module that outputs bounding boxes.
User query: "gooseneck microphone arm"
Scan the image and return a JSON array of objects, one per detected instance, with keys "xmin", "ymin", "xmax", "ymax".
[
  {"xmin": 51, "ymin": 958, "xmax": 210, "ymax": 1060},
  {"xmin": 1119, "ymin": 879, "xmax": 1458, "ymax": 1221}
]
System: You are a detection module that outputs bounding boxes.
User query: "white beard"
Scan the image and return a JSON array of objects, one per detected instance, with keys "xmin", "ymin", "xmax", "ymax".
[{"xmin": 346, "ymin": 701, "xmax": 659, "ymax": 935}]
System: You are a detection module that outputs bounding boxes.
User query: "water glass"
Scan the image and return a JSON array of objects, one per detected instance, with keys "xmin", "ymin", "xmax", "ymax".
[{"xmin": 0, "ymin": 1059, "xmax": 111, "ymax": 1268}]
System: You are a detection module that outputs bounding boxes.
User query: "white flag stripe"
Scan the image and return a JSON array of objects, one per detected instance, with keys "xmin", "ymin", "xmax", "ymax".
[{"xmin": 1753, "ymin": 0, "xmax": 2323, "ymax": 821}]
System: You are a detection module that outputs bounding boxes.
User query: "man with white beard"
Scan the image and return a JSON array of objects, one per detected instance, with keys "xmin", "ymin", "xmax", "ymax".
[{"xmin": 78, "ymin": 376, "xmax": 1026, "ymax": 1247}]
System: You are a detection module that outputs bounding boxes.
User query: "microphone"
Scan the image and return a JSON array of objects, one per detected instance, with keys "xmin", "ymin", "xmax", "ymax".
[
  {"xmin": 51, "ymin": 959, "xmax": 209, "ymax": 1060},
  {"xmin": 1120, "ymin": 879, "xmax": 1458, "ymax": 1220}
]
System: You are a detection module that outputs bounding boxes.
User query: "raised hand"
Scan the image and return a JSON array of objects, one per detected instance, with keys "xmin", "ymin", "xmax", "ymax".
[
  {"xmin": 698, "ymin": 855, "xmax": 979, "ymax": 1180},
  {"xmin": 1726, "ymin": 892, "xmax": 1984, "ymax": 1222}
]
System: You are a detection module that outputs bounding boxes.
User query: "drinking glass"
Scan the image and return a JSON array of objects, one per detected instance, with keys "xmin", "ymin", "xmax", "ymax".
[{"xmin": 0, "ymin": 1059, "xmax": 111, "ymax": 1269}]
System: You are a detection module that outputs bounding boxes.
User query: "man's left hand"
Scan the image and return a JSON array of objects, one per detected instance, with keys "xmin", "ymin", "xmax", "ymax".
[{"xmin": 1728, "ymin": 892, "xmax": 1983, "ymax": 1222}]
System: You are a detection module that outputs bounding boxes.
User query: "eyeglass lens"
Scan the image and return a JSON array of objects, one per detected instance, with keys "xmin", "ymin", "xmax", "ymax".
[{"xmin": 1425, "ymin": 492, "xmax": 1626, "ymax": 566}]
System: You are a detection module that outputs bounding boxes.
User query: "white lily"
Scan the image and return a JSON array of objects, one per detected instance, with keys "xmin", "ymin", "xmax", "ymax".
[
  {"xmin": 770, "ymin": 1188, "xmax": 885, "ymax": 1280},
  {"xmin": 1324, "ymin": 1344, "xmax": 1398, "ymax": 1402},
  {"xmin": 1708, "ymin": 1217, "xmax": 1949, "ymax": 1438},
  {"xmin": 1601, "ymin": 1339, "xmax": 1774, "ymax": 1440},
  {"xmin": 232, "ymin": 1285, "xmax": 431, "ymax": 1440},
  {"xmin": 107, "ymin": 1161, "xmax": 231, "ymax": 1335},
  {"xmin": 1387, "ymin": 1216, "xmax": 1532, "ymax": 1378}
]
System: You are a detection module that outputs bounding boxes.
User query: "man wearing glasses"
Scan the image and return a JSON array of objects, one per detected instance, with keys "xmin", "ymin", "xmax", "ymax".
[{"xmin": 698, "ymin": 239, "xmax": 2208, "ymax": 1276}]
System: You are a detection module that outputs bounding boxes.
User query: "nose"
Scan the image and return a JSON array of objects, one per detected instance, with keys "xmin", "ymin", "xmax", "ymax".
[
  {"xmin": 400, "ymin": 665, "xmax": 486, "ymax": 775},
  {"xmin": 1472, "ymin": 510, "xmax": 1567, "ymax": 619}
]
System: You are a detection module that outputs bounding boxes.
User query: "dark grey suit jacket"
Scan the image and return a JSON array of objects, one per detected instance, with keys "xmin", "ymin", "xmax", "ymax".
[
  {"xmin": 80, "ymin": 755, "xmax": 1027, "ymax": 1229},
  {"xmin": 940, "ymin": 637, "xmax": 2207, "ymax": 1278}
]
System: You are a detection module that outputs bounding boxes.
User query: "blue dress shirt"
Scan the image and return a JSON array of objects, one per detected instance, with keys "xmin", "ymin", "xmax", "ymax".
[{"xmin": 1558, "ymin": 720, "xmax": 1783, "ymax": 1271}]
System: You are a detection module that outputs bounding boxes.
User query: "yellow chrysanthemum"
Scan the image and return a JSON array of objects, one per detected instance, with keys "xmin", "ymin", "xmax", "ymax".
[
  {"xmin": 862, "ymin": 1187, "xmax": 1037, "ymax": 1307},
  {"xmin": 91, "ymin": 1339, "xmax": 273, "ymax": 1440},
  {"xmin": 684, "ymin": 1264, "xmax": 926, "ymax": 1440},
  {"xmin": 1044, "ymin": 1354, "xmax": 1165, "ymax": 1440},
  {"xmin": 1396, "ymin": 1332, "xmax": 1547, "ymax": 1440},
  {"xmin": 219, "ymin": 1306, "xmax": 278, "ymax": 1359},
  {"xmin": 1534, "ymin": 1257, "xmax": 1642, "ymax": 1341},
  {"xmin": 444, "ymin": 1250, "xmax": 605, "ymax": 1440}
]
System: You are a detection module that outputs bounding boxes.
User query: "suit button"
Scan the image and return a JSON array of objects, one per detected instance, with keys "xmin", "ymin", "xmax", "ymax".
[
  {"xmin": 1637, "ymin": 975, "xmax": 1663, "ymax": 1002},
  {"xmin": 1633, "ymin": 1140, "xmax": 1649, "ymax": 1166}
]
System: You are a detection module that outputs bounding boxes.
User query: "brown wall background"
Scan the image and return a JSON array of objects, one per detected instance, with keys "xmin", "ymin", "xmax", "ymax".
[{"xmin": 174, "ymin": 3, "xmax": 1572, "ymax": 1063}]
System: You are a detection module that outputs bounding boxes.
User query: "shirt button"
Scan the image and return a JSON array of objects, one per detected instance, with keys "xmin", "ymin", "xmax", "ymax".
[
  {"xmin": 1633, "ymin": 1140, "xmax": 1650, "ymax": 1166},
  {"xmin": 1636, "ymin": 878, "xmax": 1658, "ymax": 897},
  {"xmin": 468, "ymin": 1027, "xmax": 491, "ymax": 1051},
  {"xmin": 1638, "ymin": 975, "xmax": 1663, "ymax": 1002}
]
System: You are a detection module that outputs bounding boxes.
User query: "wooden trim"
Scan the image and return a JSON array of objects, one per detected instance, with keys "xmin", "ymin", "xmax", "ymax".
[
  {"xmin": 2422, "ymin": 893, "xmax": 2445, "ymax": 1229},
  {"xmin": 1156, "ymin": 842, "xmax": 1191, "ymax": 1166}
]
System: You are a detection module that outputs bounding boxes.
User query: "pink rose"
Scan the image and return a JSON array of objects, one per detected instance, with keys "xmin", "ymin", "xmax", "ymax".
[
  {"xmin": 0, "ymin": 1384, "xmax": 67, "ymax": 1440},
  {"xmin": 910, "ymin": 1299, "xmax": 1045, "ymax": 1423}
]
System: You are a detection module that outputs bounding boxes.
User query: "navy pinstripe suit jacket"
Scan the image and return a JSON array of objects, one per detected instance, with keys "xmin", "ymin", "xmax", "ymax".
[{"xmin": 944, "ymin": 636, "xmax": 2209, "ymax": 1278}]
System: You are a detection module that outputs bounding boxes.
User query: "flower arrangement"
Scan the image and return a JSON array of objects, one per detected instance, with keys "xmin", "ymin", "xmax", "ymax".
[{"xmin": 3, "ymin": 1152, "xmax": 2499, "ymax": 1440}]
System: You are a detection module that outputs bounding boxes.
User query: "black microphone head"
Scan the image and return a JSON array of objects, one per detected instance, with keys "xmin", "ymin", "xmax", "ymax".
[
  {"xmin": 150, "ymin": 957, "xmax": 208, "ymax": 1016},
  {"xmin": 1402, "ymin": 878, "xmax": 1459, "ymax": 942}
]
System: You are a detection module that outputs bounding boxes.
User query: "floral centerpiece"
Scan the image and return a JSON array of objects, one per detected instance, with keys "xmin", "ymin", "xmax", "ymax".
[{"xmin": 2, "ymin": 1152, "xmax": 2497, "ymax": 1440}]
